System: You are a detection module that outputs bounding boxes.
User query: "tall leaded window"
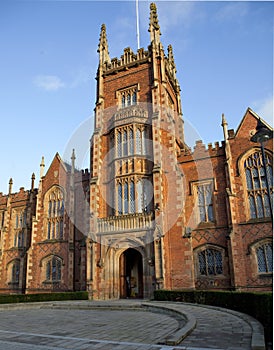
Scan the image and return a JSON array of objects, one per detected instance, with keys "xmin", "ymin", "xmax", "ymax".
[
  {"xmin": 116, "ymin": 178, "xmax": 152, "ymax": 215},
  {"xmin": 130, "ymin": 181, "xmax": 135, "ymax": 213},
  {"xmin": 45, "ymin": 187, "xmax": 64, "ymax": 240},
  {"xmin": 120, "ymin": 87, "xmax": 137, "ymax": 108},
  {"xmin": 198, "ymin": 248, "xmax": 223, "ymax": 276},
  {"xmin": 244, "ymin": 151, "xmax": 273, "ymax": 219},
  {"xmin": 256, "ymin": 242, "xmax": 273, "ymax": 273},
  {"xmin": 196, "ymin": 183, "xmax": 214, "ymax": 223},
  {"xmin": 45, "ymin": 256, "xmax": 62, "ymax": 282},
  {"xmin": 11, "ymin": 261, "xmax": 20, "ymax": 283},
  {"xmin": 13, "ymin": 209, "xmax": 26, "ymax": 248},
  {"xmin": 115, "ymin": 125, "xmax": 147, "ymax": 158}
]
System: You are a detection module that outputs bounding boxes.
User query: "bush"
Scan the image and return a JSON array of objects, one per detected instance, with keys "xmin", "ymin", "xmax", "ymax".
[
  {"xmin": 154, "ymin": 290, "xmax": 272, "ymax": 343},
  {"xmin": 0, "ymin": 291, "xmax": 88, "ymax": 304}
]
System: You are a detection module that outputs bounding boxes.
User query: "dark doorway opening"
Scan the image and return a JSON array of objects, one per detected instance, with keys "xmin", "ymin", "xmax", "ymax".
[{"xmin": 120, "ymin": 248, "xmax": 143, "ymax": 298}]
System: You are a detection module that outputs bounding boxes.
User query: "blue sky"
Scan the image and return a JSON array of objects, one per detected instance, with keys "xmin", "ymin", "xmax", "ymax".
[{"xmin": 0, "ymin": 1, "xmax": 273, "ymax": 192}]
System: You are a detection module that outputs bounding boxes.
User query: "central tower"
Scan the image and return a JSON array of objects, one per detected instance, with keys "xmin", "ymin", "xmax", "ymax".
[{"xmin": 87, "ymin": 3, "xmax": 186, "ymax": 299}]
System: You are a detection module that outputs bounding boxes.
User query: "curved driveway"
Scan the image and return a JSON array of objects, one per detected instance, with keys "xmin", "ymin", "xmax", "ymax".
[{"xmin": 0, "ymin": 299, "xmax": 265, "ymax": 350}]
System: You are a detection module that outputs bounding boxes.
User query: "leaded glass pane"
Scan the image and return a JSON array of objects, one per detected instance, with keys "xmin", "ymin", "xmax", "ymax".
[
  {"xmin": 130, "ymin": 182, "xmax": 135, "ymax": 213},
  {"xmin": 118, "ymin": 183, "xmax": 122, "ymax": 214},
  {"xmin": 132, "ymin": 91, "xmax": 137, "ymax": 104},
  {"xmin": 117, "ymin": 132, "xmax": 122, "ymax": 157},
  {"xmin": 198, "ymin": 186, "xmax": 204, "ymax": 205},
  {"xmin": 245, "ymin": 169, "xmax": 252, "ymax": 189},
  {"xmin": 124, "ymin": 182, "xmax": 129, "ymax": 214},
  {"xmin": 249, "ymin": 196, "xmax": 256, "ymax": 218},
  {"xmin": 266, "ymin": 244, "xmax": 273, "ymax": 272},
  {"xmin": 141, "ymin": 129, "xmax": 146, "ymax": 155},
  {"xmin": 199, "ymin": 207, "xmax": 206, "ymax": 222},
  {"xmin": 57, "ymin": 259, "xmax": 62, "ymax": 280},
  {"xmin": 47, "ymin": 222, "xmax": 51, "ymax": 239},
  {"xmin": 52, "ymin": 258, "xmax": 57, "ymax": 280},
  {"xmin": 123, "ymin": 130, "xmax": 128, "ymax": 156},
  {"xmin": 215, "ymin": 251, "xmax": 223, "ymax": 274},
  {"xmin": 137, "ymin": 180, "xmax": 143, "ymax": 213},
  {"xmin": 252, "ymin": 168, "xmax": 260, "ymax": 189},
  {"xmin": 127, "ymin": 93, "xmax": 131, "ymax": 106},
  {"xmin": 136, "ymin": 129, "xmax": 142, "ymax": 154},
  {"xmin": 207, "ymin": 249, "xmax": 214, "ymax": 275},
  {"xmin": 46, "ymin": 261, "xmax": 51, "ymax": 280},
  {"xmin": 122, "ymin": 95, "xmax": 125, "ymax": 108},
  {"xmin": 198, "ymin": 251, "xmax": 206, "ymax": 275},
  {"xmin": 59, "ymin": 220, "xmax": 63, "ymax": 240},
  {"xmin": 263, "ymin": 194, "xmax": 271, "ymax": 218},
  {"xmin": 129, "ymin": 129, "xmax": 134, "ymax": 155},
  {"xmin": 48, "ymin": 201, "xmax": 52, "ymax": 217},
  {"xmin": 256, "ymin": 195, "xmax": 264, "ymax": 218},
  {"xmin": 257, "ymin": 246, "xmax": 267, "ymax": 272},
  {"xmin": 208, "ymin": 205, "xmax": 214, "ymax": 222}
]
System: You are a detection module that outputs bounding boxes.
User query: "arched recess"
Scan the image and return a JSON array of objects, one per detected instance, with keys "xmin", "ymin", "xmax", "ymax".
[{"xmin": 119, "ymin": 248, "xmax": 143, "ymax": 298}]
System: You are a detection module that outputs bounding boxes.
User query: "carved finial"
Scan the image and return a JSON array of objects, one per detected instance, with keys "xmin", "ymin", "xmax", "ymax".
[
  {"xmin": 149, "ymin": 2, "xmax": 161, "ymax": 45},
  {"xmin": 31, "ymin": 173, "xmax": 35, "ymax": 190},
  {"xmin": 98, "ymin": 24, "xmax": 110, "ymax": 65},
  {"xmin": 40, "ymin": 156, "xmax": 45, "ymax": 179},
  {"xmin": 8, "ymin": 178, "xmax": 13, "ymax": 195},
  {"xmin": 168, "ymin": 45, "xmax": 175, "ymax": 65},
  {"xmin": 221, "ymin": 113, "xmax": 228, "ymax": 140},
  {"xmin": 71, "ymin": 149, "xmax": 76, "ymax": 173}
]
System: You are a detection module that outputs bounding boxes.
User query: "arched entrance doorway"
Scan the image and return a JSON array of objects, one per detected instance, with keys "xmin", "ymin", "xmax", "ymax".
[{"xmin": 119, "ymin": 248, "xmax": 143, "ymax": 298}]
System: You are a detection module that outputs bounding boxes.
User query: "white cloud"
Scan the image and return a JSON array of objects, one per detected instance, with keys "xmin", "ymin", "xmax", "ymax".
[
  {"xmin": 253, "ymin": 95, "xmax": 273, "ymax": 126},
  {"xmin": 215, "ymin": 2, "xmax": 249, "ymax": 22},
  {"xmin": 33, "ymin": 75, "xmax": 65, "ymax": 91}
]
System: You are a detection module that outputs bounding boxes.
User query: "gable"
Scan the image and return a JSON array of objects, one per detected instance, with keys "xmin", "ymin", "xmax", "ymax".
[{"xmin": 234, "ymin": 107, "xmax": 272, "ymax": 140}]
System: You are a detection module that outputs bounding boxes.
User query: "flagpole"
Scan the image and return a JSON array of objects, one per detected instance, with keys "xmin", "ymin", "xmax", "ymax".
[{"xmin": 136, "ymin": 0, "xmax": 140, "ymax": 49}]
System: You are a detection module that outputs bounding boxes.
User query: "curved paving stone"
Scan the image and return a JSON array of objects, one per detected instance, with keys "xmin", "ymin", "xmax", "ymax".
[{"xmin": 0, "ymin": 300, "xmax": 265, "ymax": 350}]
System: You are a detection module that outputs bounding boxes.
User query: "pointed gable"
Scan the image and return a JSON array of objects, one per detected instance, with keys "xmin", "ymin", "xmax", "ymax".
[
  {"xmin": 234, "ymin": 107, "xmax": 272, "ymax": 140},
  {"xmin": 42, "ymin": 153, "xmax": 69, "ymax": 193}
]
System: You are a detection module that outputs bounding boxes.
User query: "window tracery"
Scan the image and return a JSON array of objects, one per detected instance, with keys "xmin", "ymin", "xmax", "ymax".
[
  {"xmin": 244, "ymin": 151, "xmax": 273, "ymax": 219},
  {"xmin": 44, "ymin": 187, "xmax": 64, "ymax": 240},
  {"xmin": 197, "ymin": 247, "xmax": 223, "ymax": 276}
]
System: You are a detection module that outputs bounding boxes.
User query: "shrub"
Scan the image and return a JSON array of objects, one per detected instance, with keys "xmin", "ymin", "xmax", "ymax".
[{"xmin": 0, "ymin": 291, "xmax": 88, "ymax": 304}]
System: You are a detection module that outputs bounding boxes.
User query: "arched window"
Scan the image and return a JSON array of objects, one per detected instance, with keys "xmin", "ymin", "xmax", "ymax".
[
  {"xmin": 198, "ymin": 248, "xmax": 223, "ymax": 276},
  {"xmin": 129, "ymin": 181, "xmax": 135, "ymax": 213},
  {"xmin": 12, "ymin": 262, "xmax": 20, "ymax": 283},
  {"xmin": 256, "ymin": 242, "xmax": 273, "ymax": 273},
  {"xmin": 45, "ymin": 187, "xmax": 64, "ymax": 240},
  {"xmin": 45, "ymin": 256, "xmax": 62, "ymax": 282},
  {"xmin": 244, "ymin": 151, "xmax": 273, "ymax": 219}
]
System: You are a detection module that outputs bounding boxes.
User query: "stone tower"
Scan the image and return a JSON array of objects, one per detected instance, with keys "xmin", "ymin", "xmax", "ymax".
[{"xmin": 87, "ymin": 3, "xmax": 186, "ymax": 299}]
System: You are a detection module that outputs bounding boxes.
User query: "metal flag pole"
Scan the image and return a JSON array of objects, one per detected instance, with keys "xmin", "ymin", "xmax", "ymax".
[{"xmin": 136, "ymin": 0, "xmax": 140, "ymax": 49}]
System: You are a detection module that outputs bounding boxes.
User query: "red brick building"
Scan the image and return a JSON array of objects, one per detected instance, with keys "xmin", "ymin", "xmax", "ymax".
[{"xmin": 0, "ymin": 3, "xmax": 272, "ymax": 298}]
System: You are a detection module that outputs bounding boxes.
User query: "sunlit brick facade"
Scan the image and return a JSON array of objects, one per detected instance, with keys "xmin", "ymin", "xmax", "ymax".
[{"xmin": 0, "ymin": 3, "xmax": 272, "ymax": 297}]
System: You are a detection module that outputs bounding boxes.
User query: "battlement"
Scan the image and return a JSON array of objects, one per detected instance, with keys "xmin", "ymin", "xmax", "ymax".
[
  {"xmin": 103, "ymin": 47, "xmax": 150, "ymax": 75},
  {"xmin": 178, "ymin": 139, "xmax": 225, "ymax": 162}
]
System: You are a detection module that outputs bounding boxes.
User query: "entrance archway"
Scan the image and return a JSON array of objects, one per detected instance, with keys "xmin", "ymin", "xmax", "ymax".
[{"xmin": 119, "ymin": 248, "xmax": 143, "ymax": 298}]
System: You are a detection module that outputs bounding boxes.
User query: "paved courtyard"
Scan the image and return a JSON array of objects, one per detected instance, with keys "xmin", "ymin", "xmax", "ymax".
[{"xmin": 0, "ymin": 300, "xmax": 266, "ymax": 350}]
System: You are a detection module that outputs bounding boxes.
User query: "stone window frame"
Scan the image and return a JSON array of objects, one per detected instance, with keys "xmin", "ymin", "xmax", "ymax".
[
  {"xmin": 249, "ymin": 238, "xmax": 273, "ymax": 276},
  {"xmin": 43, "ymin": 186, "xmax": 65, "ymax": 241},
  {"xmin": 194, "ymin": 244, "xmax": 225, "ymax": 278},
  {"xmin": 115, "ymin": 176, "xmax": 152, "ymax": 215},
  {"xmin": 116, "ymin": 84, "xmax": 139, "ymax": 109},
  {"xmin": 12, "ymin": 207, "xmax": 27, "ymax": 248},
  {"xmin": 41, "ymin": 254, "xmax": 64, "ymax": 284},
  {"xmin": 190, "ymin": 179, "xmax": 216, "ymax": 225},
  {"xmin": 115, "ymin": 124, "xmax": 147, "ymax": 159},
  {"xmin": 240, "ymin": 148, "xmax": 273, "ymax": 220},
  {"xmin": 7, "ymin": 259, "xmax": 20, "ymax": 284}
]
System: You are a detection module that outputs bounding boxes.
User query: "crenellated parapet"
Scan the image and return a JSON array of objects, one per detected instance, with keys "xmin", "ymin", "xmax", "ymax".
[
  {"xmin": 178, "ymin": 139, "xmax": 225, "ymax": 162},
  {"xmin": 101, "ymin": 47, "xmax": 150, "ymax": 75}
]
